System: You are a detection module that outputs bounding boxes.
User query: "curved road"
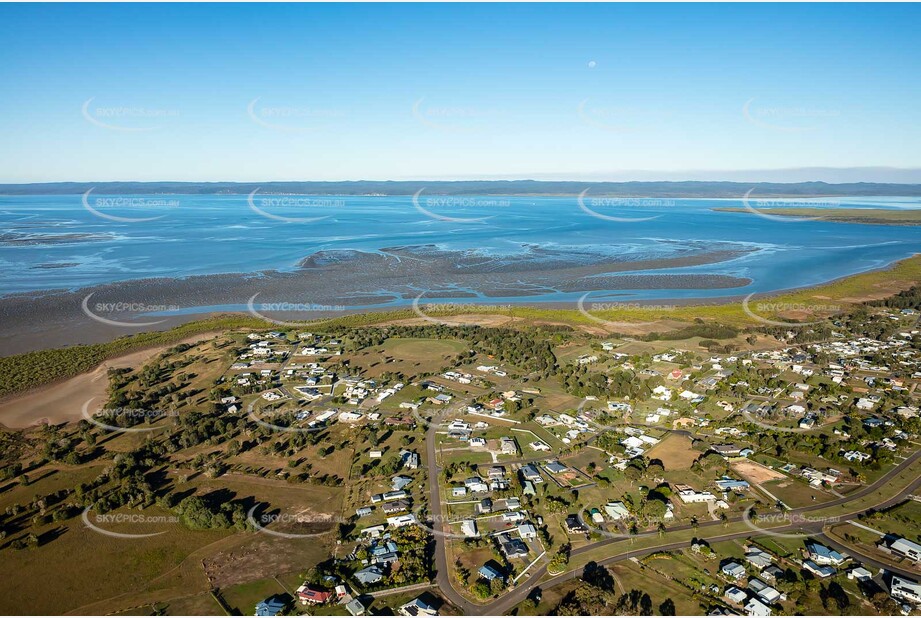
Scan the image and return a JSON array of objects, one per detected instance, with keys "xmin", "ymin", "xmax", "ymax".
[{"xmin": 425, "ymin": 418, "xmax": 921, "ymax": 615}]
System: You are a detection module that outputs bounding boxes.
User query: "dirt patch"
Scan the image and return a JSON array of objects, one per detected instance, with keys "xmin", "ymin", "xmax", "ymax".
[
  {"xmin": 380, "ymin": 314, "xmax": 517, "ymax": 328},
  {"xmin": 645, "ymin": 433, "xmax": 697, "ymax": 470},
  {"xmin": 0, "ymin": 332, "xmax": 219, "ymax": 428},
  {"xmin": 731, "ymin": 460, "xmax": 785, "ymax": 484},
  {"xmin": 203, "ymin": 534, "xmax": 331, "ymax": 589}
]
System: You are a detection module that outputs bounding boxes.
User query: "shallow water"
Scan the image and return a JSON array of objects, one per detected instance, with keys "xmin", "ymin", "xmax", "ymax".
[{"xmin": 1, "ymin": 194, "xmax": 919, "ymax": 305}]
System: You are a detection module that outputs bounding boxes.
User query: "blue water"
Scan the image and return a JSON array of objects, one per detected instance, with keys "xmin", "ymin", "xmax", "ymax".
[{"xmin": 1, "ymin": 194, "xmax": 919, "ymax": 306}]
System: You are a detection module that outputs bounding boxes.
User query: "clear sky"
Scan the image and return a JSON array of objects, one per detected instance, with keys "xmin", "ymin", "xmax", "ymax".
[{"xmin": 1, "ymin": 2, "xmax": 919, "ymax": 183}]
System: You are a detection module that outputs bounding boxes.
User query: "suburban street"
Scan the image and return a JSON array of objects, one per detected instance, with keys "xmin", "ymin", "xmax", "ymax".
[{"xmin": 424, "ymin": 421, "xmax": 921, "ymax": 616}]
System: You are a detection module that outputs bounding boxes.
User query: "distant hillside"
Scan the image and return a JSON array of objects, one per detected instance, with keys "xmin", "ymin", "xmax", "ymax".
[{"xmin": 2, "ymin": 180, "xmax": 921, "ymax": 197}]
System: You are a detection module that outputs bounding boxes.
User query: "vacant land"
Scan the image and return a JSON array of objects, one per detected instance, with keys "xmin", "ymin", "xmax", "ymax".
[
  {"xmin": 730, "ymin": 459, "xmax": 786, "ymax": 485},
  {"xmin": 645, "ymin": 433, "xmax": 697, "ymax": 470}
]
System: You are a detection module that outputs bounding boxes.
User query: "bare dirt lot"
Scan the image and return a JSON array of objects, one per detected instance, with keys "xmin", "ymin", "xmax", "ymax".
[
  {"xmin": 731, "ymin": 459, "xmax": 786, "ymax": 484},
  {"xmin": 0, "ymin": 332, "xmax": 219, "ymax": 428}
]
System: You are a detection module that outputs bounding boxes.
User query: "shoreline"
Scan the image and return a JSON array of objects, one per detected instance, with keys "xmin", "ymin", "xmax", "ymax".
[
  {"xmin": 0, "ymin": 252, "xmax": 917, "ymax": 357},
  {"xmin": 0, "ymin": 331, "xmax": 222, "ymax": 428},
  {"xmin": 0, "ymin": 245, "xmax": 756, "ymax": 354},
  {"xmin": 0, "ymin": 254, "xmax": 917, "ymax": 414}
]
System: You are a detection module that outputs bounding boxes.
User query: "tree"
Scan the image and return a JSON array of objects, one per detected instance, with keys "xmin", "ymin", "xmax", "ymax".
[
  {"xmin": 472, "ymin": 581, "xmax": 492, "ymax": 599},
  {"xmin": 490, "ymin": 576, "xmax": 505, "ymax": 595}
]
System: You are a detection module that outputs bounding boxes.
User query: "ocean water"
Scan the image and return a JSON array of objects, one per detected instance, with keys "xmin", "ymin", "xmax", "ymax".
[{"xmin": 1, "ymin": 194, "xmax": 919, "ymax": 305}]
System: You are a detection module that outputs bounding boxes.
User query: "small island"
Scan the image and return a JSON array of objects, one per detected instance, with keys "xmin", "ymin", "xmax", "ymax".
[{"xmin": 715, "ymin": 207, "xmax": 921, "ymax": 226}]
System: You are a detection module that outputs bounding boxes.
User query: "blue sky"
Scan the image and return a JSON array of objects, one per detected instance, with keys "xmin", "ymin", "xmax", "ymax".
[{"xmin": 1, "ymin": 3, "xmax": 919, "ymax": 182}]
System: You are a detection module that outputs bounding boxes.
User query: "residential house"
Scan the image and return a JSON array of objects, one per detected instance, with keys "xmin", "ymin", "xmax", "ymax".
[
  {"xmin": 890, "ymin": 575, "xmax": 921, "ymax": 604},
  {"xmin": 353, "ymin": 566, "xmax": 385, "ymax": 586},
  {"xmin": 675, "ymin": 484, "xmax": 716, "ymax": 504},
  {"xmin": 761, "ymin": 565, "xmax": 784, "ymax": 583},
  {"xmin": 256, "ymin": 597, "xmax": 288, "ymax": 616},
  {"xmin": 802, "ymin": 560, "xmax": 836, "ymax": 578},
  {"xmin": 382, "ymin": 499, "xmax": 411, "ymax": 515},
  {"xmin": 749, "ymin": 578, "xmax": 784, "ymax": 604},
  {"xmin": 744, "ymin": 548, "xmax": 773, "ymax": 569},
  {"xmin": 520, "ymin": 464, "xmax": 544, "ymax": 483},
  {"xmin": 297, "ymin": 585, "xmax": 333, "ymax": 605},
  {"xmin": 398, "ymin": 596, "xmax": 439, "ymax": 616},
  {"xmin": 725, "ymin": 587, "xmax": 748, "ymax": 604},
  {"xmin": 478, "ymin": 564, "xmax": 504, "ymax": 581},
  {"xmin": 518, "ymin": 522, "xmax": 537, "ymax": 539},
  {"xmin": 805, "ymin": 542, "xmax": 846, "ymax": 566},
  {"xmin": 744, "ymin": 597, "xmax": 772, "ymax": 616},
  {"xmin": 501, "ymin": 536, "xmax": 529, "ymax": 558},
  {"xmin": 716, "ymin": 477, "xmax": 751, "ymax": 492},
  {"xmin": 604, "ymin": 501, "xmax": 630, "ymax": 520},
  {"xmin": 882, "ymin": 537, "xmax": 921, "ymax": 563},
  {"xmin": 346, "ymin": 598, "xmax": 366, "ymax": 616},
  {"xmin": 386, "ymin": 514, "xmax": 417, "ymax": 528},
  {"xmin": 565, "ymin": 514, "xmax": 589, "ymax": 534},
  {"xmin": 721, "ymin": 561, "xmax": 747, "ymax": 580}
]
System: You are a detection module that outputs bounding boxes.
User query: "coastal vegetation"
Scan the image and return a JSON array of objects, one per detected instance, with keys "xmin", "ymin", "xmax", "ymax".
[
  {"xmin": 0, "ymin": 315, "xmax": 264, "ymax": 398},
  {"xmin": 715, "ymin": 207, "xmax": 921, "ymax": 226},
  {"xmin": 2, "ymin": 255, "xmax": 920, "ymax": 400}
]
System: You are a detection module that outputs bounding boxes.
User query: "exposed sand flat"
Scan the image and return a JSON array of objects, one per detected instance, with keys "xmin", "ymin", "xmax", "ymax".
[
  {"xmin": 0, "ymin": 244, "xmax": 751, "ymax": 354},
  {"xmin": 0, "ymin": 333, "xmax": 218, "ymax": 428}
]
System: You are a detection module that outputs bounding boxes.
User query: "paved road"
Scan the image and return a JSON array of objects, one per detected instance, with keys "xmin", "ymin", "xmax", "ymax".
[
  {"xmin": 425, "ymin": 407, "xmax": 481, "ymax": 615},
  {"xmin": 818, "ymin": 533, "xmax": 921, "ymax": 581},
  {"xmin": 424, "ymin": 433, "xmax": 921, "ymax": 616},
  {"xmin": 480, "ymin": 454, "xmax": 921, "ymax": 615}
]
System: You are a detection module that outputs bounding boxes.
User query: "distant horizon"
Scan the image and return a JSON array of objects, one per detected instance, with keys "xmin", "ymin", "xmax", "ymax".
[
  {"xmin": 5, "ymin": 176, "xmax": 921, "ymax": 199},
  {"xmin": 1, "ymin": 4, "xmax": 919, "ymax": 182},
  {"xmin": 5, "ymin": 167, "xmax": 921, "ymax": 187}
]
